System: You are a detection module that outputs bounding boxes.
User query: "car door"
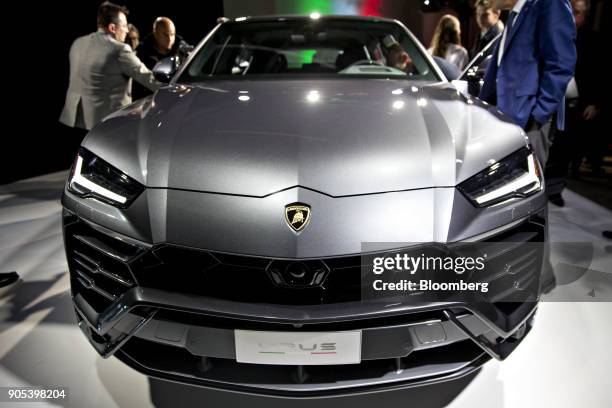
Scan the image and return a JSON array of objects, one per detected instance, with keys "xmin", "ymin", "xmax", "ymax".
[{"xmin": 452, "ymin": 33, "xmax": 502, "ymax": 97}]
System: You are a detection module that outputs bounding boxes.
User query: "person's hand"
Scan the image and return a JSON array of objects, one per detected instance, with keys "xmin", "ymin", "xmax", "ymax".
[
  {"xmin": 582, "ymin": 104, "xmax": 600, "ymax": 121},
  {"xmin": 405, "ymin": 53, "xmax": 413, "ymax": 70},
  {"xmin": 525, "ymin": 115, "xmax": 542, "ymax": 132}
]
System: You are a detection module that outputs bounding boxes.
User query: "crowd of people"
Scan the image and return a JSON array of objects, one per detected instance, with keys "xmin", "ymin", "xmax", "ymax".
[{"xmin": 59, "ymin": 1, "xmax": 192, "ymax": 145}]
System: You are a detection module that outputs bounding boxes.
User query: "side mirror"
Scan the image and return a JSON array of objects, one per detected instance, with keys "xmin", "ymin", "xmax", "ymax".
[
  {"xmin": 152, "ymin": 57, "xmax": 178, "ymax": 83},
  {"xmin": 432, "ymin": 56, "xmax": 461, "ymax": 81}
]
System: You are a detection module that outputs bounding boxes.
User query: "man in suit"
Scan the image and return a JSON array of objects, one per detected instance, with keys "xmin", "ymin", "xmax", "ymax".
[
  {"xmin": 470, "ymin": 0, "xmax": 504, "ymax": 59},
  {"xmin": 546, "ymin": 0, "xmax": 604, "ymax": 206},
  {"xmin": 480, "ymin": 0, "xmax": 577, "ymax": 167},
  {"xmin": 60, "ymin": 2, "xmax": 160, "ymax": 134}
]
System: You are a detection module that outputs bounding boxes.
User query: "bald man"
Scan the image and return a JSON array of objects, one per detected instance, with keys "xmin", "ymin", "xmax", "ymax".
[{"xmin": 139, "ymin": 16, "xmax": 188, "ymax": 70}]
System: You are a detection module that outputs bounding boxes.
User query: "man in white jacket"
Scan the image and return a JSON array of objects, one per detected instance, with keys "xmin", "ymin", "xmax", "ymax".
[{"xmin": 60, "ymin": 2, "xmax": 160, "ymax": 132}]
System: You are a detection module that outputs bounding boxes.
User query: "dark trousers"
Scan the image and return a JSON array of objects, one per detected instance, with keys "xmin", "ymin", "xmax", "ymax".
[
  {"xmin": 568, "ymin": 108, "xmax": 605, "ymax": 174},
  {"xmin": 62, "ymin": 123, "xmax": 88, "ymax": 165},
  {"xmin": 544, "ymin": 108, "xmax": 574, "ymax": 197},
  {"xmin": 545, "ymin": 101, "xmax": 604, "ymax": 196}
]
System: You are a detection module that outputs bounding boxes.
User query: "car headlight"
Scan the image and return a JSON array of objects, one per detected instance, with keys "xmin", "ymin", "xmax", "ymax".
[
  {"xmin": 458, "ymin": 147, "xmax": 543, "ymax": 207},
  {"xmin": 68, "ymin": 148, "xmax": 144, "ymax": 208}
]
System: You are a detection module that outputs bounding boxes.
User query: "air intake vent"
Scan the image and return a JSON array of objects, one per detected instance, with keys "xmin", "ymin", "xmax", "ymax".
[{"xmin": 64, "ymin": 218, "xmax": 145, "ymax": 312}]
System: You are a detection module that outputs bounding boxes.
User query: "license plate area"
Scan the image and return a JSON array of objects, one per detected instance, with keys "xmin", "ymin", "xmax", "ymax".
[{"xmin": 234, "ymin": 330, "xmax": 362, "ymax": 365}]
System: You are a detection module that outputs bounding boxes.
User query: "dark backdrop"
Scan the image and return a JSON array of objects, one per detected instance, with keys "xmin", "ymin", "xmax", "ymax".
[{"xmin": 2, "ymin": 1, "xmax": 223, "ymax": 184}]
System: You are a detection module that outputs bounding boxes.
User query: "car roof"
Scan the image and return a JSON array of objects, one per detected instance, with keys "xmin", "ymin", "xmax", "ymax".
[{"xmin": 225, "ymin": 14, "xmax": 400, "ymax": 24}]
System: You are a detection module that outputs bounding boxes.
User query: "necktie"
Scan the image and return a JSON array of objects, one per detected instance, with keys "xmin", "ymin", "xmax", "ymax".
[{"xmin": 506, "ymin": 11, "xmax": 518, "ymax": 35}]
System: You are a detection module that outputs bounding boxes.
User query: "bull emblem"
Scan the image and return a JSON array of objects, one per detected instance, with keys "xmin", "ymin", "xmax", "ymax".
[
  {"xmin": 291, "ymin": 211, "xmax": 304, "ymax": 225},
  {"xmin": 285, "ymin": 203, "xmax": 311, "ymax": 232}
]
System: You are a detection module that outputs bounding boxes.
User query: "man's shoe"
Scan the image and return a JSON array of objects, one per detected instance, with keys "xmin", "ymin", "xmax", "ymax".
[
  {"xmin": 549, "ymin": 194, "xmax": 565, "ymax": 207},
  {"xmin": 0, "ymin": 272, "xmax": 19, "ymax": 288}
]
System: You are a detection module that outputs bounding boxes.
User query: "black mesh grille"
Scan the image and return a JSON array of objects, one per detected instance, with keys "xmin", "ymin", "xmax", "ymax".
[
  {"xmin": 65, "ymin": 216, "xmax": 546, "ymax": 308},
  {"xmin": 133, "ymin": 245, "xmax": 365, "ymax": 305},
  {"xmin": 131, "ymin": 220, "xmax": 545, "ymax": 305}
]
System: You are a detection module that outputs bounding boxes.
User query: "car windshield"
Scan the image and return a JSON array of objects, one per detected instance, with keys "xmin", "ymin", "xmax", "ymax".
[{"xmin": 178, "ymin": 18, "xmax": 440, "ymax": 82}]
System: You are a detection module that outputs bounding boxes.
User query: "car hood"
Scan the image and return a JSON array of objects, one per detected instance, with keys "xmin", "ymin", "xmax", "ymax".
[{"xmin": 84, "ymin": 79, "xmax": 526, "ymax": 197}]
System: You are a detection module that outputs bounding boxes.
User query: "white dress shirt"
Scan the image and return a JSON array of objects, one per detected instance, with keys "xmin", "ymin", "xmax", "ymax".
[{"xmin": 498, "ymin": 0, "xmax": 528, "ymax": 66}]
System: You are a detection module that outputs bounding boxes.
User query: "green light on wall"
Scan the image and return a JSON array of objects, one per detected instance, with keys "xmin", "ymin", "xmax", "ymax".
[
  {"xmin": 297, "ymin": 0, "xmax": 332, "ymax": 14},
  {"xmin": 274, "ymin": 0, "xmax": 333, "ymax": 15},
  {"xmin": 301, "ymin": 50, "xmax": 317, "ymax": 65}
]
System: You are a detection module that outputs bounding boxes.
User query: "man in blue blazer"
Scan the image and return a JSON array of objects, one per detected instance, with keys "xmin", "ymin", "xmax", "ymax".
[{"xmin": 480, "ymin": 0, "xmax": 576, "ymax": 164}]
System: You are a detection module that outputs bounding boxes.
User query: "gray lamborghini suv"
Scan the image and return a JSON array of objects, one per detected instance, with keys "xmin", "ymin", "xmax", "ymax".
[{"xmin": 62, "ymin": 15, "xmax": 548, "ymax": 396}]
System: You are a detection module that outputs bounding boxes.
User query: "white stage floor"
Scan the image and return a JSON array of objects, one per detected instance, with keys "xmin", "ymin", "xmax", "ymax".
[{"xmin": 1, "ymin": 171, "xmax": 611, "ymax": 408}]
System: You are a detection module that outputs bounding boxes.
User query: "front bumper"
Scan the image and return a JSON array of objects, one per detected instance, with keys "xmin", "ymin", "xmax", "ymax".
[{"xmin": 62, "ymin": 204, "xmax": 547, "ymax": 396}]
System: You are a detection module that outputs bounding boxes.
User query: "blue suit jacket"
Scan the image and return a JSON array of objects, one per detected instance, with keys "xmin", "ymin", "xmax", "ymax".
[{"xmin": 480, "ymin": 0, "xmax": 576, "ymax": 130}]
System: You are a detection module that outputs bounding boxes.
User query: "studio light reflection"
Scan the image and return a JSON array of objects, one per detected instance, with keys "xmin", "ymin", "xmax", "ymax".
[
  {"xmin": 306, "ymin": 90, "xmax": 321, "ymax": 103},
  {"xmin": 392, "ymin": 100, "xmax": 405, "ymax": 110}
]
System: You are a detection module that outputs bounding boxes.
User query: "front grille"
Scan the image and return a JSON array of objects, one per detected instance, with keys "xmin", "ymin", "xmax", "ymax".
[
  {"xmin": 133, "ymin": 245, "xmax": 364, "ymax": 304},
  {"xmin": 65, "ymin": 214, "xmax": 546, "ymax": 309},
  {"xmin": 131, "ymin": 219, "xmax": 545, "ymax": 306}
]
